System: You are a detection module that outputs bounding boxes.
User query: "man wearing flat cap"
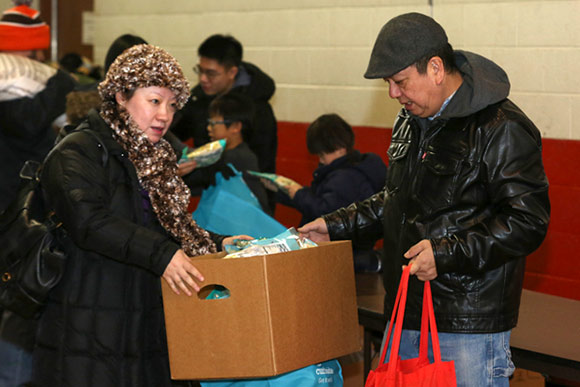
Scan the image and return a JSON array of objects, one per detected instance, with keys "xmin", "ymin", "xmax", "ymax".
[{"xmin": 300, "ymin": 12, "xmax": 550, "ymax": 385}]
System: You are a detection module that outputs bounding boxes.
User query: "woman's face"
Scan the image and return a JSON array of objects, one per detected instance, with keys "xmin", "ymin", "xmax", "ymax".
[{"xmin": 115, "ymin": 86, "xmax": 177, "ymax": 143}]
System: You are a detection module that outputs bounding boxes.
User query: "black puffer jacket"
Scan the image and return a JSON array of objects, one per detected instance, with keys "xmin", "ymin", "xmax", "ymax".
[
  {"xmin": 32, "ymin": 110, "xmax": 216, "ymax": 386},
  {"xmin": 324, "ymin": 51, "xmax": 550, "ymax": 333},
  {"xmin": 171, "ymin": 61, "xmax": 278, "ymax": 174}
]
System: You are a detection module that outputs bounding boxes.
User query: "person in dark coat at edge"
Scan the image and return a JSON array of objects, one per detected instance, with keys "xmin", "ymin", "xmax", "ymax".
[
  {"xmin": 31, "ymin": 44, "xmax": 250, "ymax": 387},
  {"xmin": 299, "ymin": 13, "xmax": 550, "ymax": 386},
  {"xmin": 0, "ymin": 1, "xmax": 77, "ymax": 385},
  {"xmin": 170, "ymin": 34, "xmax": 278, "ymax": 208},
  {"xmin": 275, "ymin": 113, "xmax": 387, "ymax": 272}
]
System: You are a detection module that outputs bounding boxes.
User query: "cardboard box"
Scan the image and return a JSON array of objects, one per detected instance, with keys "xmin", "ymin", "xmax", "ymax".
[{"xmin": 161, "ymin": 240, "xmax": 361, "ymax": 380}]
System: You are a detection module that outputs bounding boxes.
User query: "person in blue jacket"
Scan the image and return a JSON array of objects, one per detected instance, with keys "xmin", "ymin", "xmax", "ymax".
[{"xmin": 277, "ymin": 113, "xmax": 387, "ymax": 271}]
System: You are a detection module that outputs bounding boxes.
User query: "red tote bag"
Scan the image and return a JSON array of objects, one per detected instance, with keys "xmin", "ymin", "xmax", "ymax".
[{"xmin": 365, "ymin": 266, "xmax": 457, "ymax": 387}]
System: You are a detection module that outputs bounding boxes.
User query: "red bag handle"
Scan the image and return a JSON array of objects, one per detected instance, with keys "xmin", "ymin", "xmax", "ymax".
[
  {"xmin": 378, "ymin": 265, "xmax": 444, "ymax": 377},
  {"xmin": 378, "ymin": 265, "xmax": 409, "ymax": 365}
]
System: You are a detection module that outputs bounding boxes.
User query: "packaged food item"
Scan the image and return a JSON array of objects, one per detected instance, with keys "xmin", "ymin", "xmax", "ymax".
[
  {"xmin": 179, "ymin": 139, "xmax": 226, "ymax": 167},
  {"xmin": 223, "ymin": 228, "xmax": 317, "ymax": 259},
  {"xmin": 247, "ymin": 171, "xmax": 299, "ymax": 195}
]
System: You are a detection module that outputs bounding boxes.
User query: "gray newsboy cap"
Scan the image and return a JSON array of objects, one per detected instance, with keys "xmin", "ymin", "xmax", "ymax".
[{"xmin": 364, "ymin": 12, "xmax": 448, "ymax": 79}]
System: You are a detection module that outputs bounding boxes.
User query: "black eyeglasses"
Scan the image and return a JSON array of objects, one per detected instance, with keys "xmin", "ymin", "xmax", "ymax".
[
  {"xmin": 207, "ymin": 119, "xmax": 233, "ymax": 127},
  {"xmin": 193, "ymin": 64, "xmax": 223, "ymax": 79}
]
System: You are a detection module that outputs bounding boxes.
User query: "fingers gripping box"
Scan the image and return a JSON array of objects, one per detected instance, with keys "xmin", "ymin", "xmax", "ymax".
[{"xmin": 161, "ymin": 240, "xmax": 361, "ymax": 380}]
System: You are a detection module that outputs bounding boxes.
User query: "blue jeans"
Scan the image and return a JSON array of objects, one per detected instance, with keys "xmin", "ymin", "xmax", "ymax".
[
  {"xmin": 0, "ymin": 338, "xmax": 33, "ymax": 387},
  {"xmin": 380, "ymin": 322, "xmax": 515, "ymax": 387}
]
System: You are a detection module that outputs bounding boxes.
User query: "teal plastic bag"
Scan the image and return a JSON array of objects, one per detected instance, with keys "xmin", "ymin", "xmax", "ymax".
[
  {"xmin": 200, "ymin": 359, "xmax": 343, "ymax": 387},
  {"xmin": 193, "ymin": 165, "xmax": 286, "ymax": 238}
]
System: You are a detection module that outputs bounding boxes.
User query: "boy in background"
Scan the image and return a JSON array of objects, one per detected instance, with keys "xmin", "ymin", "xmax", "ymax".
[
  {"xmin": 181, "ymin": 92, "xmax": 271, "ymax": 215},
  {"xmin": 277, "ymin": 113, "xmax": 387, "ymax": 271}
]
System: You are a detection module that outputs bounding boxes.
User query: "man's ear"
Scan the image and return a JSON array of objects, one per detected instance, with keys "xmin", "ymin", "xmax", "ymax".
[
  {"xmin": 429, "ymin": 56, "xmax": 445, "ymax": 85},
  {"xmin": 115, "ymin": 91, "xmax": 127, "ymax": 106},
  {"xmin": 227, "ymin": 65, "xmax": 239, "ymax": 80}
]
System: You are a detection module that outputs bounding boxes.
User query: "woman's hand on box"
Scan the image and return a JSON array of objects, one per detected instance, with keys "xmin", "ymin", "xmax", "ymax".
[{"xmin": 163, "ymin": 249, "xmax": 205, "ymax": 296}]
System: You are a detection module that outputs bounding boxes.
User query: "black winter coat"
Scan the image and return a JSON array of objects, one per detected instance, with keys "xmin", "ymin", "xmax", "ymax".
[
  {"xmin": 170, "ymin": 61, "xmax": 278, "ymax": 174},
  {"xmin": 32, "ymin": 110, "xmax": 194, "ymax": 386},
  {"xmin": 324, "ymin": 51, "xmax": 550, "ymax": 333}
]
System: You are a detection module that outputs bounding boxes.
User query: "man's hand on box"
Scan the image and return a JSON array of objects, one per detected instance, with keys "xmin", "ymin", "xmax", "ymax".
[
  {"xmin": 163, "ymin": 249, "xmax": 205, "ymax": 296},
  {"xmin": 298, "ymin": 217, "xmax": 330, "ymax": 243}
]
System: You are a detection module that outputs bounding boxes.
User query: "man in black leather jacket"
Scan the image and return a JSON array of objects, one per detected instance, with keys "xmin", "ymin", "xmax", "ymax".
[{"xmin": 299, "ymin": 13, "xmax": 550, "ymax": 385}]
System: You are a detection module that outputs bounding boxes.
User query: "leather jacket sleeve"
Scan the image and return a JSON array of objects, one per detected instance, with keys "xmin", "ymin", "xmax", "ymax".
[{"xmin": 323, "ymin": 190, "xmax": 385, "ymax": 248}]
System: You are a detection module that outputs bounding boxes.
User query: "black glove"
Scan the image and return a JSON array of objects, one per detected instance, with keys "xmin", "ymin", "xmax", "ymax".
[{"xmin": 207, "ymin": 161, "xmax": 236, "ymax": 187}]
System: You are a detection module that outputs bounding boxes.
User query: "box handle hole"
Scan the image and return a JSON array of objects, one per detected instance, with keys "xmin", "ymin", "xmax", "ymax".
[{"xmin": 199, "ymin": 284, "xmax": 230, "ymax": 300}]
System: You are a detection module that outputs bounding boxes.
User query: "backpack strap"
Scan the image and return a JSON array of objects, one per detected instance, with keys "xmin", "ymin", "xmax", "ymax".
[
  {"xmin": 69, "ymin": 121, "xmax": 109, "ymax": 168},
  {"xmin": 80, "ymin": 128, "xmax": 109, "ymax": 168}
]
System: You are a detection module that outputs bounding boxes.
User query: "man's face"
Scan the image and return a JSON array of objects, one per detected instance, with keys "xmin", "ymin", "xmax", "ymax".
[
  {"xmin": 383, "ymin": 63, "xmax": 441, "ymax": 118},
  {"xmin": 196, "ymin": 57, "xmax": 237, "ymax": 96}
]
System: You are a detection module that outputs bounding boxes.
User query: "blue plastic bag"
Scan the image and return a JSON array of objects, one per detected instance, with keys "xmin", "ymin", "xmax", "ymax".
[
  {"xmin": 193, "ymin": 165, "xmax": 286, "ymax": 238},
  {"xmin": 200, "ymin": 359, "xmax": 343, "ymax": 387}
]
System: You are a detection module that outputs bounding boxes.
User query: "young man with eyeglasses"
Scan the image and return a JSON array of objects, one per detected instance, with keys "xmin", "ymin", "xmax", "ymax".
[{"xmin": 171, "ymin": 34, "xmax": 278, "ymax": 181}]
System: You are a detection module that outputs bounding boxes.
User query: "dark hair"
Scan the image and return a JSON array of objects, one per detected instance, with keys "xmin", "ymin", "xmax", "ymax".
[
  {"xmin": 208, "ymin": 92, "xmax": 255, "ymax": 142},
  {"xmin": 198, "ymin": 34, "xmax": 243, "ymax": 69},
  {"xmin": 414, "ymin": 43, "xmax": 457, "ymax": 75},
  {"xmin": 306, "ymin": 114, "xmax": 355, "ymax": 155},
  {"xmin": 59, "ymin": 52, "xmax": 83, "ymax": 73},
  {"xmin": 104, "ymin": 34, "xmax": 148, "ymax": 73}
]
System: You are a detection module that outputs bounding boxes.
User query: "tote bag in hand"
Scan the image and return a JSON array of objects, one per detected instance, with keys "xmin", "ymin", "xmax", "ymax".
[{"xmin": 365, "ymin": 266, "xmax": 456, "ymax": 387}]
